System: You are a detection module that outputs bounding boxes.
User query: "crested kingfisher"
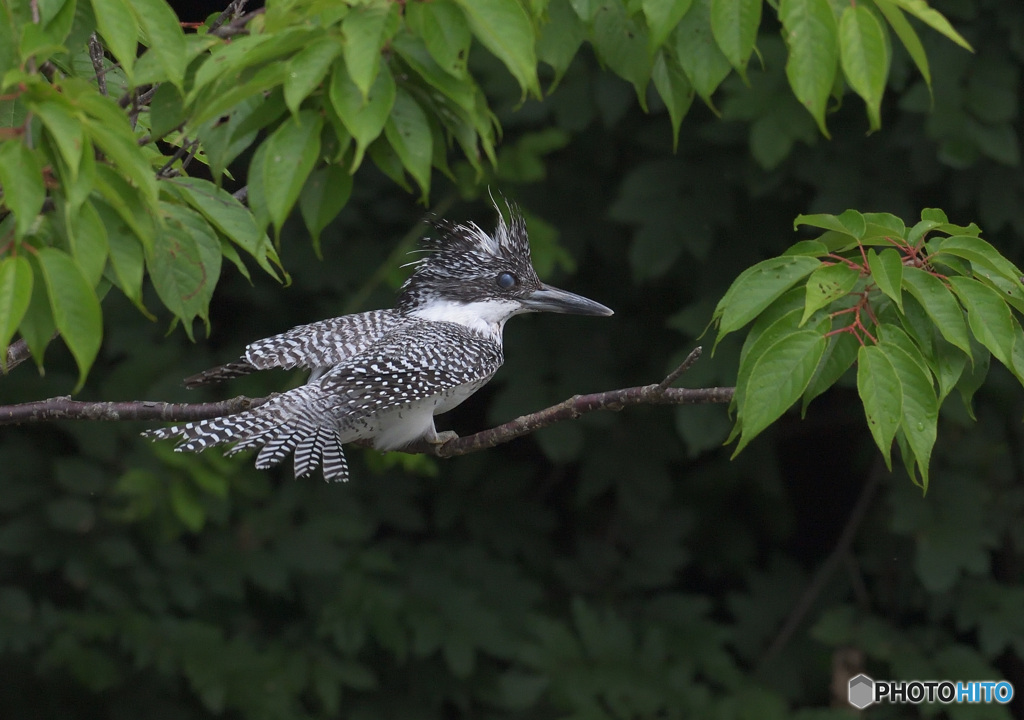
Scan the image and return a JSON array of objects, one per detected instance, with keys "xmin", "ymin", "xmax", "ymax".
[{"xmin": 144, "ymin": 207, "xmax": 613, "ymax": 482}]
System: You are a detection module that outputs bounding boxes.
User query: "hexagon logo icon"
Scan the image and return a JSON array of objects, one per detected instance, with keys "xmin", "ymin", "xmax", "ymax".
[{"xmin": 848, "ymin": 674, "xmax": 874, "ymax": 709}]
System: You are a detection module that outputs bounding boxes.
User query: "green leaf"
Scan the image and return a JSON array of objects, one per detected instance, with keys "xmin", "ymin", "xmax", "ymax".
[
  {"xmin": 131, "ymin": 0, "xmax": 187, "ymax": 88},
  {"xmin": 94, "ymin": 201, "xmax": 147, "ymax": 310},
  {"xmin": 0, "ymin": 256, "xmax": 33, "ymax": 370},
  {"xmin": 933, "ymin": 235, "xmax": 1024, "ymax": 289},
  {"xmin": 784, "ymin": 240, "xmax": 829, "ymax": 257},
  {"xmin": 593, "ymin": 0, "xmax": 652, "ymax": 106},
  {"xmin": 956, "ymin": 337, "xmax": 989, "ymax": 420},
  {"xmin": 839, "ymin": 4, "xmax": 890, "ymax": 131},
  {"xmin": 147, "ymin": 204, "xmax": 222, "ymax": 339},
  {"xmin": 84, "ymin": 115, "xmax": 159, "ymax": 203},
  {"xmin": 538, "ymin": 0, "xmax": 587, "ymax": 85},
  {"xmin": 714, "ymin": 255, "xmax": 821, "ymax": 340},
  {"xmin": 933, "ymin": 335, "xmax": 967, "ymax": 404},
  {"xmin": 67, "ymin": 200, "xmax": 110, "ymax": 288},
  {"xmin": 146, "ymin": 82, "xmax": 185, "ymax": 141},
  {"xmin": 710, "ymin": 0, "xmax": 761, "ymax": 79},
  {"xmin": 801, "ymin": 262, "xmax": 860, "ymax": 324},
  {"xmin": 878, "ymin": 323, "xmax": 931, "ymax": 381},
  {"xmin": 947, "ymin": 276, "xmax": 1015, "ymax": 369},
  {"xmin": 188, "ymin": 63, "xmax": 291, "ymax": 130},
  {"xmin": 172, "ymin": 177, "xmax": 280, "ymax": 280},
  {"xmin": 246, "ymin": 142, "xmax": 271, "ymax": 232},
  {"xmin": 736, "ymin": 288, "xmax": 807, "ymax": 374},
  {"xmin": 284, "ymin": 34, "xmax": 342, "ymax": 115},
  {"xmin": 880, "ymin": 341, "xmax": 938, "ymax": 488},
  {"xmin": 887, "ymin": 0, "xmax": 973, "ymax": 51},
  {"xmin": 888, "ymin": 292, "xmax": 933, "ymax": 359},
  {"xmin": 262, "ymin": 110, "xmax": 324, "ymax": 234},
  {"xmin": 0, "ymin": 140, "xmax": 45, "ymax": 237},
  {"xmin": 195, "ymin": 95, "xmax": 268, "ymax": 183},
  {"xmin": 735, "ymin": 329, "xmax": 827, "ymax": 453},
  {"xmin": 867, "ymin": 248, "xmax": 904, "ymax": 311},
  {"xmin": 299, "ymin": 164, "xmax": 353, "ymax": 252},
  {"xmin": 901, "ymin": 267, "xmax": 972, "ymax": 358},
  {"xmin": 858, "ymin": 346, "xmax": 901, "ymax": 469},
  {"xmin": 342, "ymin": 1, "xmax": 396, "ymax": 99},
  {"xmin": 651, "ymin": 50, "xmax": 694, "ymax": 151},
  {"xmin": 674, "ymin": 0, "xmax": 732, "ymax": 110},
  {"xmin": 643, "ymin": 0, "xmax": 693, "ymax": 54},
  {"xmin": 384, "ymin": 88, "xmax": 432, "ymax": 200},
  {"xmin": 90, "ymin": 0, "xmax": 137, "ymax": 80},
  {"xmin": 802, "ymin": 326, "xmax": 859, "ymax": 409},
  {"xmin": 367, "ymin": 137, "xmax": 412, "ymax": 192},
  {"xmin": 31, "ymin": 98, "xmax": 85, "ymax": 179},
  {"xmin": 93, "ymin": 166, "xmax": 155, "ymax": 245},
  {"xmin": 18, "ymin": 259, "xmax": 56, "ymax": 370},
  {"xmin": 0, "ymin": 6, "xmax": 15, "ymax": 74},
  {"xmin": 779, "ymin": 0, "xmax": 838, "ymax": 137},
  {"xmin": 189, "ymin": 29, "xmax": 312, "ymax": 95},
  {"xmin": 330, "ymin": 59, "xmax": 396, "ymax": 173},
  {"xmin": 392, "ymin": 32, "xmax": 477, "ymax": 115},
  {"xmin": 405, "ymin": 0, "xmax": 472, "ymax": 79},
  {"xmin": 36, "ymin": 247, "xmax": 103, "ymax": 390},
  {"xmin": 453, "ymin": 0, "xmax": 540, "ymax": 97},
  {"xmin": 794, "ymin": 211, "xmax": 864, "ymax": 240},
  {"xmin": 875, "ymin": 0, "xmax": 931, "ymax": 96}
]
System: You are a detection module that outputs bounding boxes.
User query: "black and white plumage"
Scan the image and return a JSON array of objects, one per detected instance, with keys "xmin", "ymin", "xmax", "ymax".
[{"xmin": 144, "ymin": 208, "xmax": 613, "ymax": 482}]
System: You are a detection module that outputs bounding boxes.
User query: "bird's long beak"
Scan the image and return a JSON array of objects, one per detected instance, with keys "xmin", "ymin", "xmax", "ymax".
[{"xmin": 521, "ymin": 283, "xmax": 614, "ymax": 316}]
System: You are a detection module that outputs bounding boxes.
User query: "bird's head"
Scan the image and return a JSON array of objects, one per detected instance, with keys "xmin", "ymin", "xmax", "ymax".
[{"xmin": 397, "ymin": 207, "xmax": 613, "ymax": 332}]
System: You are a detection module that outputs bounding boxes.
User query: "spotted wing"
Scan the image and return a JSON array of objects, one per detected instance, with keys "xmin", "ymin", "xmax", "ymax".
[
  {"xmin": 318, "ymin": 322, "xmax": 504, "ymax": 424},
  {"xmin": 183, "ymin": 310, "xmax": 404, "ymax": 388}
]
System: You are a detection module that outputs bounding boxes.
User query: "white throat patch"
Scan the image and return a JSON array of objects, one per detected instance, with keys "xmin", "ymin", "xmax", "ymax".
[{"xmin": 410, "ymin": 298, "xmax": 522, "ymax": 341}]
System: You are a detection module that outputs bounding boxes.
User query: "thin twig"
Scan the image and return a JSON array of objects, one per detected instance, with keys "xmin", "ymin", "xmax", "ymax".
[
  {"xmin": 756, "ymin": 461, "xmax": 884, "ymax": 672},
  {"xmin": 208, "ymin": 0, "xmax": 250, "ymax": 34},
  {"xmin": 118, "ymin": 84, "xmax": 157, "ymax": 110},
  {"xmin": 3, "ymin": 339, "xmax": 34, "ymax": 374},
  {"xmin": 88, "ymin": 33, "xmax": 107, "ymax": 95},
  {"xmin": 157, "ymin": 139, "xmax": 199, "ymax": 178},
  {"xmin": 209, "ymin": 8, "xmax": 265, "ymax": 39},
  {"xmin": 658, "ymin": 346, "xmax": 703, "ymax": 391},
  {"xmin": 3, "ymin": 332, "xmax": 59, "ymax": 375}
]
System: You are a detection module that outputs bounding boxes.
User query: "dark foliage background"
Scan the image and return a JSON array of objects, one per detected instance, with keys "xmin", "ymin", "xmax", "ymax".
[{"xmin": 2, "ymin": 0, "xmax": 1024, "ymax": 718}]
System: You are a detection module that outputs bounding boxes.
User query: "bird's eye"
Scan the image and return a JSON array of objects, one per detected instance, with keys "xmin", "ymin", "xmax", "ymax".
[{"xmin": 496, "ymin": 272, "xmax": 517, "ymax": 289}]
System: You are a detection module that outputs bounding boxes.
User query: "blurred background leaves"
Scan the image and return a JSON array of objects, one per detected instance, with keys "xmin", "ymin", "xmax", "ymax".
[{"xmin": 2, "ymin": 0, "xmax": 1024, "ymax": 718}]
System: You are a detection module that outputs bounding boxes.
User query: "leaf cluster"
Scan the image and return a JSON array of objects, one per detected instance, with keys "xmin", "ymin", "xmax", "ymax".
[
  {"xmin": 3, "ymin": 0, "xmax": 1024, "ymax": 716},
  {"xmin": 0, "ymin": 0, "xmax": 973, "ymax": 390},
  {"xmin": 715, "ymin": 208, "xmax": 1024, "ymax": 488}
]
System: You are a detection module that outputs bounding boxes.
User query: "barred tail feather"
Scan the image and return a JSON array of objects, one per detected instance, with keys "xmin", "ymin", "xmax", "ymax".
[
  {"xmin": 142, "ymin": 391, "xmax": 350, "ymax": 482},
  {"xmin": 293, "ymin": 425, "xmax": 324, "ymax": 479}
]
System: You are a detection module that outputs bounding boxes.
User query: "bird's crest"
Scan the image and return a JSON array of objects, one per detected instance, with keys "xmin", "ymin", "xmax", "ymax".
[{"xmin": 398, "ymin": 201, "xmax": 539, "ymax": 311}]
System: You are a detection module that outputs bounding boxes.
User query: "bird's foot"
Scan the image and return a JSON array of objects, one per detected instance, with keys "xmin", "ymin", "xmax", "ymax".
[{"xmin": 430, "ymin": 430, "xmax": 459, "ymax": 445}]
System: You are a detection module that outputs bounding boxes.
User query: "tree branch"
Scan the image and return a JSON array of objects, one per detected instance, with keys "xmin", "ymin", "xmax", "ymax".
[
  {"xmin": 0, "ymin": 348, "xmax": 734, "ymax": 456},
  {"xmin": 1, "ymin": 395, "xmax": 272, "ymax": 425},
  {"xmin": 88, "ymin": 33, "xmax": 107, "ymax": 95}
]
